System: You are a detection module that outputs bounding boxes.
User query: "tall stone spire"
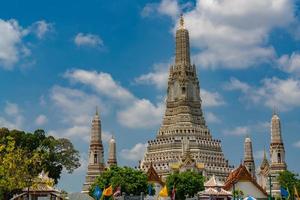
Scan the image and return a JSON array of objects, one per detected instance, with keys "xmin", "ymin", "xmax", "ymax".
[
  {"xmin": 175, "ymin": 14, "xmax": 190, "ymax": 67},
  {"xmin": 140, "ymin": 15, "xmax": 232, "ymax": 182},
  {"xmin": 243, "ymin": 136, "xmax": 256, "ymax": 179},
  {"xmin": 82, "ymin": 107, "xmax": 105, "ymax": 193},
  {"xmin": 107, "ymin": 135, "xmax": 117, "ymax": 167},
  {"xmin": 270, "ymin": 112, "xmax": 286, "ymax": 167},
  {"xmin": 269, "ymin": 111, "xmax": 287, "ymax": 195},
  {"xmin": 163, "ymin": 14, "xmax": 206, "ymax": 130}
]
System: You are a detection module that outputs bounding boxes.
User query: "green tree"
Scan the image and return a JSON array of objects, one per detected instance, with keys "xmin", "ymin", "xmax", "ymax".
[
  {"xmin": 0, "ymin": 128, "xmax": 81, "ymax": 198},
  {"xmin": 277, "ymin": 170, "xmax": 300, "ymax": 199},
  {"xmin": 0, "ymin": 136, "xmax": 42, "ymax": 199},
  {"xmin": 166, "ymin": 171, "xmax": 204, "ymax": 200},
  {"xmin": 233, "ymin": 189, "xmax": 244, "ymax": 199},
  {"xmin": 90, "ymin": 166, "xmax": 149, "ymax": 198}
]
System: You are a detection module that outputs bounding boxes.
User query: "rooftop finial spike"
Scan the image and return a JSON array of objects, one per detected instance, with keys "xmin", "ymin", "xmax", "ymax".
[
  {"xmin": 273, "ymin": 106, "xmax": 277, "ymax": 116},
  {"xmin": 263, "ymin": 147, "xmax": 267, "ymax": 159},
  {"xmin": 179, "ymin": 13, "xmax": 184, "ymax": 29},
  {"xmin": 111, "ymin": 132, "xmax": 115, "ymax": 140},
  {"xmin": 96, "ymin": 106, "xmax": 99, "ymax": 116}
]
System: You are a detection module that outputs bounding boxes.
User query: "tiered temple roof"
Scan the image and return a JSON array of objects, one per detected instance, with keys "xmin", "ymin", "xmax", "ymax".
[
  {"xmin": 140, "ymin": 15, "xmax": 232, "ymax": 181},
  {"xmin": 224, "ymin": 164, "xmax": 268, "ymax": 196},
  {"xmin": 198, "ymin": 175, "xmax": 232, "ymax": 199}
]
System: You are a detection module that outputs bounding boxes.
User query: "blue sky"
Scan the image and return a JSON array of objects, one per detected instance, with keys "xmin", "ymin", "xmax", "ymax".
[{"xmin": 1, "ymin": 0, "xmax": 300, "ymax": 193}]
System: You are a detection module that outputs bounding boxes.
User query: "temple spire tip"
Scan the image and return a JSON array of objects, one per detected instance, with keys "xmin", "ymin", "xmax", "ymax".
[
  {"xmin": 95, "ymin": 106, "xmax": 99, "ymax": 116},
  {"xmin": 179, "ymin": 13, "xmax": 185, "ymax": 29}
]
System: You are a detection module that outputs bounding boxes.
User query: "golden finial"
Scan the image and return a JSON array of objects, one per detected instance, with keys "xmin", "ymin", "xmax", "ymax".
[{"xmin": 179, "ymin": 13, "xmax": 184, "ymax": 29}]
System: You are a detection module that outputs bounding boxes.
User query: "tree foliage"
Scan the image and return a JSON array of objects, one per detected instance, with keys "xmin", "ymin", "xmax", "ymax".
[
  {"xmin": 233, "ymin": 189, "xmax": 244, "ymax": 199},
  {"xmin": 278, "ymin": 170, "xmax": 300, "ymax": 199},
  {"xmin": 90, "ymin": 166, "xmax": 150, "ymax": 198},
  {"xmin": 0, "ymin": 136, "xmax": 42, "ymax": 190},
  {"xmin": 0, "ymin": 128, "xmax": 80, "ymax": 198},
  {"xmin": 166, "ymin": 171, "xmax": 204, "ymax": 200}
]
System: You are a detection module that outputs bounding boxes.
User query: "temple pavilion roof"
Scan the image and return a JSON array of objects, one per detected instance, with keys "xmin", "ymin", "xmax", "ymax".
[
  {"xmin": 198, "ymin": 175, "xmax": 231, "ymax": 197},
  {"xmin": 147, "ymin": 163, "xmax": 164, "ymax": 185},
  {"xmin": 223, "ymin": 164, "xmax": 268, "ymax": 196},
  {"xmin": 204, "ymin": 175, "xmax": 224, "ymax": 188}
]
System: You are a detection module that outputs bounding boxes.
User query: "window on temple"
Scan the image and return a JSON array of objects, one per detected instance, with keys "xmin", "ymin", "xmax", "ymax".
[
  {"xmin": 182, "ymin": 87, "xmax": 186, "ymax": 94},
  {"xmin": 94, "ymin": 153, "xmax": 98, "ymax": 164},
  {"xmin": 277, "ymin": 153, "xmax": 281, "ymax": 163}
]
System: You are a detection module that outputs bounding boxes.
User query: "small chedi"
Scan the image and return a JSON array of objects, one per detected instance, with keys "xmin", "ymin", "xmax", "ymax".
[
  {"xmin": 240, "ymin": 111, "xmax": 287, "ymax": 196},
  {"xmin": 243, "ymin": 136, "xmax": 256, "ymax": 179},
  {"xmin": 257, "ymin": 111, "xmax": 287, "ymax": 196},
  {"xmin": 82, "ymin": 108, "xmax": 118, "ymax": 193},
  {"xmin": 140, "ymin": 15, "xmax": 233, "ymax": 181}
]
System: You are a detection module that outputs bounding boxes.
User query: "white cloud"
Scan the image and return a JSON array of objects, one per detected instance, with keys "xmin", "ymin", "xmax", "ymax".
[
  {"xmin": 4, "ymin": 102, "xmax": 19, "ymax": 116},
  {"xmin": 141, "ymin": 0, "xmax": 180, "ymax": 19},
  {"xmin": 0, "ymin": 19, "xmax": 28, "ymax": 68},
  {"xmin": 158, "ymin": 0, "xmax": 180, "ymax": 19},
  {"xmin": 0, "ymin": 18, "xmax": 52, "ymax": 69},
  {"xmin": 293, "ymin": 141, "xmax": 300, "ymax": 148},
  {"xmin": 49, "ymin": 125, "xmax": 112, "ymax": 144},
  {"xmin": 49, "ymin": 125, "xmax": 90, "ymax": 142},
  {"xmin": 224, "ymin": 77, "xmax": 251, "ymax": 93},
  {"xmin": 35, "ymin": 114, "xmax": 48, "ymax": 126},
  {"xmin": 259, "ymin": 78, "xmax": 300, "ymax": 110},
  {"xmin": 0, "ymin": 117, "xmax": 17, "ymax": 129},
  {"xmin": 225, "ymin": 77, "xmax": 300, "ymax": 111},
  {"xmin": 278, "ymin": 52, "xmax": 300, "ymax": 76},
  {"xmin": 205, "ymin": 112, "xmax": 221, "ymax": 124},
  {"xmin": 74, "ymin": 33, "xmax": 103, "ymax": 48},
  {"xmin": 117, "ymin": 99, "xmax": 164, "ymax": 129},
  {"xmin": 65, "ymin": 69, "xmax": 164, "ymax": 129},
  {"xmin": 65, "ymin": 70, "xmax": 134, "ymax": 103},
  {"xmin": 49, "ymin": 85, "xmax": 106, "ymax": 141},
  {"xmin": 223, "ymin": 126, "xmax": 250, "ymax": 136},
  {"xmin": 135, "ymin": 62, "xmax": 169, "ymax": 90},
  {"xmin": 201, "ymin": 89, "xmax": 225, "ymax": 107},
  {"xmin": 51, "ymin": 86, "xmax": 104, "ymax": 125},
  {"xmin": 120, "ymin": 143, "xmax": 148, "ymax": 161},
  {"xmin": 141, "ymin": 3, "xmax": 157, "ymax": 18},
  {"xmin": 31, "ymin": 20, "xmax": 54, "ymax": 39},
  {"xmin": 0, "ymin": 102, "xmax": 24, "ymax": 129}
]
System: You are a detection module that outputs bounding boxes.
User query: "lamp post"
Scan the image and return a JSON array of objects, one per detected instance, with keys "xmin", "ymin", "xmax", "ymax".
[
  {"xmin": 233, "ymin": 182, "xmax": 236, "ymax": 200},
  {"xmin": 268, "ymin": 175, "xmax": 275, "ymax": 200}
]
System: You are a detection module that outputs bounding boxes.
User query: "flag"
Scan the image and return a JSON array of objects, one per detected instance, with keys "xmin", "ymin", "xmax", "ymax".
[
  {"xmin": 113, "ymin": 186, "xmax": 121, "ymax": 197},
  {"xmin": 159, "ymin": 185, "xmax": 168, "ymax": 197},
  {"xmin": 280, "ymin": 187, "xmax": 289, "ymax": 199},
  {"xmin": 171, "ymin": 186, "xmax": 176, "ymax": 200},
  {"xmin": 93, "ymin": 186, "xmax": 102, "ymax": 200},
  {"xmin": 295, "ymin": 185, "xmax": 300, "ymax": 199},
  {"xmin": 103, "ymin": 185, "xmax": 113, "ymax": 197},
  {"xmin": 148, "ymin": 184, "xmax": 153, "ymax": 196}
]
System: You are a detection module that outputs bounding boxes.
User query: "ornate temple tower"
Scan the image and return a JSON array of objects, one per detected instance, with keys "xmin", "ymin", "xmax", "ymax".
[
  {"xmin": 257, "ymin": 149, "xmax": 269, "ymax": 191},
  {"xmin": 243, "ymin": 136, "xmax": 256, "ymax": 179},
  {"xmin": 107, "ymin": 136, "xmax": 117, "ymax": 167},
  {"xmin": 82, "ymin": 108, "xmax": 105, "ymax": 193},
  {"xmin": 269, "ymin": 111, "xmax": 287, "ymax": 195},
  {"xmin": 140, "ymin": 15, "xmax": 232, "ymax": 181}
]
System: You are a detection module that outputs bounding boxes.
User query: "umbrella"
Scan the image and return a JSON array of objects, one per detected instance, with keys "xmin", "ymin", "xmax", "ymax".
[{"xmin": 243, "ymin": 196, "xmax": 257, "ymax": 200}]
